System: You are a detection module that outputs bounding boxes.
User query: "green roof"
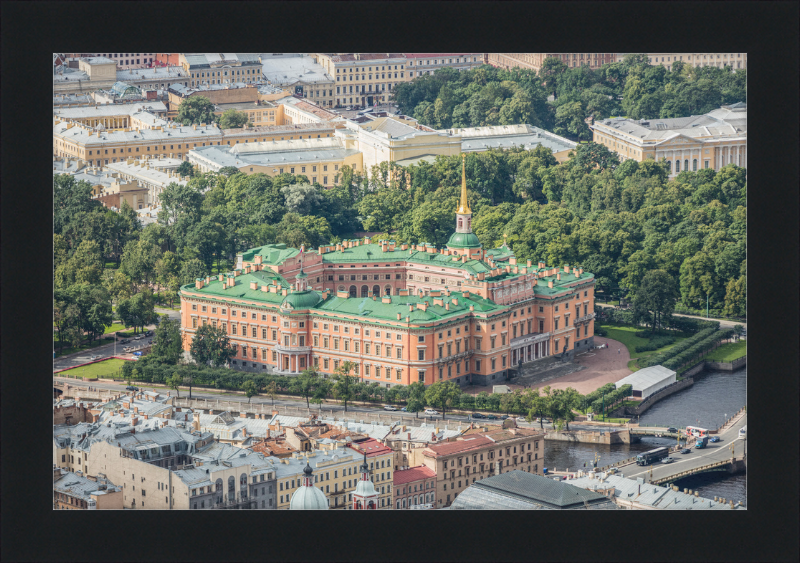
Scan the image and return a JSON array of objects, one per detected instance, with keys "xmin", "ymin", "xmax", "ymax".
[
  {"xmin": 281, "ymin": 289, "xmax": 322, "ymax": 310},
  {"xmin": 316, "ymin": 291, "xmax": 502, "ymax": 323},
  {"xmin": 240, "ymin": 243, "xmax": 300, "ymax": 265},
  {"xmin": 446, "ymin": 232, "xmax": 482, "ymax": 249},
  {"xmin": 181, "ymin": 270, "xmax": 292, "ymax": 305}
]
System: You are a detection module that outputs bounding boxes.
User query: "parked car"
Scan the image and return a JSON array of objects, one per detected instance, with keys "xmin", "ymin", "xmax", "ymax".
[
  {"xmin": 133, "ymin": 351, "xmax": 143, "ymax": 357},
  {"xmin": 134, "ymin": 335, "xmax": 144, "ymax": 340},
  {"xmin": 90, "ymin": 355, "xmax": 100, "ymax": 361},
  {"xmin": 471, "ymin": 413, "xmax": 487, "ymax": 419},
  {"xmin": 606, "ymin": 468, "xmax": 618, "ymax": 475},
  {"xmin": 499, "ymin": 415, "xmax": 509, "ymax": 420},
  {"xmin": 667, "ymin": 427, "xmax": 678, "ymax": 433},
  {"xmin": 515, "ymin": 417, "xmax": 527, "ymax": 424},
  {"xmin": 680, "ymin": 448, "xmax": 692, "ymax": 454},
  {"xmin": 424, "ymin": 409, "xmax": 439, "ymax": 416},
  {"xmin": 383, "ymin": 405, "xmax": 398, "ymax": 411},
  {"xmin": 662, "ymin": 457, "xmax": 675, "ymax": 464},
  {"xmin": 125, "ymin": 386, "xmax": 138, "ymax": 391},
  {"xmin": 123, "ymin": 347, "xmax": 132, "ymax": 352},
  {"xmin": 709, "ymin": 436, "xmax": 720, "ymax": 443},
  {"xmin": 401, "ymin": 407, "xmax": 407, "ymax": 412},
  {"xmin": 145, "ymin": 330, "xmax": 153, "ymax": 336},
  {"xmin": 487, "ymin": 414, "xmax": 498, "ymax": 420},
  {"xmin": 119, "ymin": 339, "xmax": 130, "ymax": 344}
]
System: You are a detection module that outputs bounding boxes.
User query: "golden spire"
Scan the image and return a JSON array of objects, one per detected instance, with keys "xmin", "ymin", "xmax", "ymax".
[{"xmin": 458, "ymin": 153, "xmax": 471, "ymax": 214}]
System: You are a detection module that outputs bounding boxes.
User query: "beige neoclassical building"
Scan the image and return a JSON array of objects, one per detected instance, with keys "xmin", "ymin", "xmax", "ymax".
[{"xmin": 590, "ymin": 102, "xmax": 747, "ymax": 177}]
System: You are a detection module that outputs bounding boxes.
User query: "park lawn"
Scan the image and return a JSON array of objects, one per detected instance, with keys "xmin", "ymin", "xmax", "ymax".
[
  {"xmin": 59, "ymin": 358, "xmax": 128, "ymax": 378},
  {"xmin": 704, "ymin": 340, "xmax": 747, "ymax": 362},
  {"xmin": 600, "ymin": 323, "xmax": 689, "ymax": 369},
  {"xmin": 104, "ymin": 323, "xmax": 127, "ymax": 334},
  {"xmin": 53, "ymin": 336, "xmax": 113, "ymax": 358}
]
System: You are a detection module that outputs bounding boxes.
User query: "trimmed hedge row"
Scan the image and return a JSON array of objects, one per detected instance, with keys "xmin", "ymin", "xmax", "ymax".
[
  {"xmin": 589, "ymin": 384, "xmax": 632, "ymax": 415},
  {"xmin": 634, "ymin": 335, "xmax": 676, "ymax": 353},
  {"xmin": 640, "ymin": 327, "xmax": 718, "ymax": 368},
  {"xmin": 662, "ymin": 329, "xmax": 733, "ymax": 370}
]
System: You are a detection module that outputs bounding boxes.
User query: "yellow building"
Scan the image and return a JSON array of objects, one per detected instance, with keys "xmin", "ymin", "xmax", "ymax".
[
  {"xmin": 179, "ymin": 53, "xmax": 263, "ymax": 88},
  {"xmin": 315, "ymin": 53, "xmax": 409, "ymax": 108},
  {"xmin": 53, "ymin": 119, "xmax": 223, "ymax": 165},
  {"xmin": 54, "ymin": 102, "xmax": 168, "ymax": 131},
  {"xmin": 275, "ymin": 446, "xmax": 393, "ymax": 509},
  {"xmin": 487, "ymin": 53, "xmax": 616, "ymax": 71},
  {"xmin": 590, "ymin": 102, "xmax": 747, "ymax": 177},
  {"xmin": 188, "ymin": 136, "xmax": 362, "ymax": 186},
  {"xmin": 618, "ymin": 53, "xmax": 747, "ymax": 71}
]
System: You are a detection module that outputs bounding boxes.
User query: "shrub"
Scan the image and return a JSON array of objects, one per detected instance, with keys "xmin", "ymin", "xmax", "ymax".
[
  {"xmin": 634, "ymin": 335, "xmax": 676, "ymax": 353},
  {"xmin": 594, "ymin": 326, "xmax": 608, "ymax": 337}
]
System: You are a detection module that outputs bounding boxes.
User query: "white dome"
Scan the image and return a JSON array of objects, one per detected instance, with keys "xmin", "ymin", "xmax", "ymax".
[
  {"xmin": 289, "ymin": 484, "xmax": 329, "ymax": 510},
  {"xmin": 354, "ymin": 477, "xmax": 377, "ymax": 497}
]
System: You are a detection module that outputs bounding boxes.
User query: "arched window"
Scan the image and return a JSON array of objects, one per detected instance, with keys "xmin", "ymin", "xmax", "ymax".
[
  {"xmin": 396, "ymin": 499, "xmax": 401, "ymax": 509},
  {"xmin": 675, "ymin": 160, "xmax": 681, "ymax": 172},
  {"xmin": 693, "ymin": 159, "xmax": 698, "ymax": 171},
  {"xmin": 215, "ymin": 479, "xmax": 222, "ymax": 492},
  {"xmin": 338, "ymin": 285, "xmax": 345, "ymax": 292},
  {"xmin": 684, "ymin": 160, "xmax": 689, "ymax": 172},
  {"xmin": 228, "ymin": 476, "xmax": 236, "ymax": 500},
  {"xmin": 240, "ymin": 473, "xmax": 247, "ymax": 487},
  {"xmin": 384, "ymin": 285, "xmax": 392, "ymax": 296},
  {"xmin": 361, "ymin": 285, "xmax": 369, "ymax": 297},
  {"xmin": 458, "ymin": 218, "xmax": 463, "ymax": 228},
  {"xmin": 349, "ymin": 285, "xmax": 357, "ymax": 297},
  {"xmin": 666, "ymin": 160, "xmax": 672, "ymax": 172},
  {"xmin": 402, "ymin": 498, "xmax": 406, "ymax": 508},
  {"xmin": 372, "ymin": 285, "xmax": 380, "ymax": 295}
]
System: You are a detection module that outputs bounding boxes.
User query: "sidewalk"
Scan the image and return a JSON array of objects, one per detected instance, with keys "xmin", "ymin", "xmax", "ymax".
[{"xmin": 596, "ymin": 303, "xmax": 746, "ymax": 329}]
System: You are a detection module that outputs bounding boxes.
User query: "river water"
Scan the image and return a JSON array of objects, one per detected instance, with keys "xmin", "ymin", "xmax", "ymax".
[{"xmin": 544, "ymin": 367, "xmax": 747, "ymax": 505}]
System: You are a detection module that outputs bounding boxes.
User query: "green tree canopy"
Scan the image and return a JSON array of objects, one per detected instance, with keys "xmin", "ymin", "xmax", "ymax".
[{"xmin": 177, "ymin": 96, "xmax": 216, "ymax": 126}]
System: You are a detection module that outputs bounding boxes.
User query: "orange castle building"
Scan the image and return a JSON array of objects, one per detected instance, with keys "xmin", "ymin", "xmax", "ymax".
[{"xmin": 180, "ymin": 155, "xmax": 596, "ymax": 387}]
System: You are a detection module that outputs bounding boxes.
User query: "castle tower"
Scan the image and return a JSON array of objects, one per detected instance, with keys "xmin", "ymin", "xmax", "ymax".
[
  {"xmin": 295, "ymin": 265, "xmax": 308, "ymax": 292},
  {"xmin": 446, "ymin": 154, "xmax": 483, "ymax": 260},
  {"xmin": 352, "ymin": 453, "xmax": 380, "ymax": 509}
]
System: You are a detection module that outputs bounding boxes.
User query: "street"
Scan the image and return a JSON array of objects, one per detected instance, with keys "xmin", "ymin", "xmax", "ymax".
[
  {"xmin": 595, "ymin": 303, "xmax": 746, "ymax": 330},
  {"xmin": 624, "ymin": 415, "xmax": 747, "ymax": 482},
  {"xmin": 53, "ymin": 308, "xmax": 180, "ymax": 370},
  {"xmin": 53, "ymin": 374, "xmax": 616, "ymax": 430}
]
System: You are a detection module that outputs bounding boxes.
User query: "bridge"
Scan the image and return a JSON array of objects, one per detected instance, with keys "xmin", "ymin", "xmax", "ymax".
[{"xmin": 618, "ymin": 412, "xmax": 747, "ymax": 485}]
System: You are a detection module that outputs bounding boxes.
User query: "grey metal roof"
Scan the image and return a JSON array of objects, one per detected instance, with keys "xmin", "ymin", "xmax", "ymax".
[
  {"xmin": 568, "ymin": 474, "xmax": 742, "ymax": 510},
  {"xmin": 471, "ymin": 471, "xmax": 609, "ymax": 508},
  {"xmin": 54, "ymin": 471, "xmax": 121, "ymax": 501},
  {"xmin": 53, "ymin": 121, "xmax": 222, "ymax": 145},
  {"xmin": 272, "ymin": 447, "xmax": 362, "ymax": 479},
  {"xmin": 54, "ymin": 101, "xmax": 167, "ymax": 119},
  {"xmin": 116, "ymin": 67, "xmax": 188, "ymax": 81},
  {"xmin": 189, "ymin": 143, "xmax": 358, "ymax": 170},
  {"xmin": 615, "ymin": 365, "xmax": 675, "ymax": 390},
  {"xmin": 259, "ymin": 54, "xmax": 333, "ymax": 85}
]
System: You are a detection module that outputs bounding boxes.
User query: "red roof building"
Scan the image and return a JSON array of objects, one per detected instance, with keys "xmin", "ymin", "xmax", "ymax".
[
  {"xmin": 393, "ymin": 466, "xmax": 436, "ymax": 509},
  {"xmin": 346, "ymin": 438, "xmax": 392, "ymax": 458}
]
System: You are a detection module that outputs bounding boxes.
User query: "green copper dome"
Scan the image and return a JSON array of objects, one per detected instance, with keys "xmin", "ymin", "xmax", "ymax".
[
  {"xmin": 281, "ymin": 290, "xmax": 322, "ymax": 310},
  {"xmin": 447, "ymin": 232, "xmax": 482, "ymax": 249}
]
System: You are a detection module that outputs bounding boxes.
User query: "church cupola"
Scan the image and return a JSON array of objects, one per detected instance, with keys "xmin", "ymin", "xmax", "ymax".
[{"xmin": 352, "ymin": 453, "xmax": 380, "ymax": 510}]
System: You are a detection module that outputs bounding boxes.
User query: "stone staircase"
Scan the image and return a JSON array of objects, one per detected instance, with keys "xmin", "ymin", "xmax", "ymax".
[{"xmin": 514, "ymin": 356, "xmax": 585, "ymax": 387}]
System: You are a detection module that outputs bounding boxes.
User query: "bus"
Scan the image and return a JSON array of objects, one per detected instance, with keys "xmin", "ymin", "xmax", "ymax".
[
  {"xmin": 685, "ymin": 426, "xmax": 709, "ymax": 438},
  {"xmin": 636, "ymin": 447, "xmax": 670, "ymax": 466}
]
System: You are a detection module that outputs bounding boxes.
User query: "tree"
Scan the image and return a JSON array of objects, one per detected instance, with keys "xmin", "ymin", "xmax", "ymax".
[
  {"xmin": 242, "ymin": 380, "xmax": 258, "ymax": 403},
  {"xmin": 150, "ymin": 316, "xmax": 183, "ymax": 364},
  {"xmin": 218, "ymin": 109, "xmax": 249, "ymax": 129},
  {"xmin": 296, "ymin": 368, "xmax": 321, "ymax": 408},
  {"xmin": 632, "ymin": 269, "xmax": 678, "ymax": 334},
  {"xmin": 175, "ymin": 161, "xmax": 195, "ymax": 178},
  {"xmin": 116, "ymin": 289, "xmax": 157, "ymax": 334},
  {"xmin": 331, "ymin": 361, "xmax": 357, "ymax": 412},
  {"xmin": 120, "ymin": 239, "xmax": 161, "ymax": 291},
  {"xmin": 722, "ymin": 275, "xmax": 746, "ymax": 318},
  {"xmin": 176, "ymin": 95, "xmax": 216, "ymax": 126},
  {"xmin": 190, "ymin": 324, "xmax": 235, "ymax": 369},
  {"xmin": 424, "ymin": 381, "xmax": 462, "ymax": 420},
  {"xmin": 406, "ymin": 380, "xmax": 427, "ymax": 419},
  {"xmin": 167, "ymin": 372, "xmax": 182, "ymax": 398},
  {"xmin": 265, "ymin": 380, "xmax": 278, "ymax": 406},
  {"xmin": 281, "ymin": 183, "xmax": 324, "ymax": 216},
  {"xmin": 179, "ymin": 258, "xmax": 207, "ymax": 285}
]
